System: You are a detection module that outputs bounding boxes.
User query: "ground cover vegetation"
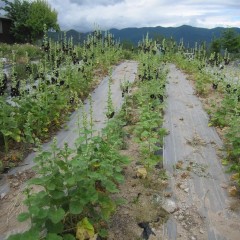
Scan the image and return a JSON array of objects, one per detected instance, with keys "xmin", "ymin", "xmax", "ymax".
[
  {"xmin": 4, "ymin": 34, "xmax": 169, "ymax": 239},
  {"xmin": 0, "ymin": 28, "xmax": 124, "ymax": 173}
]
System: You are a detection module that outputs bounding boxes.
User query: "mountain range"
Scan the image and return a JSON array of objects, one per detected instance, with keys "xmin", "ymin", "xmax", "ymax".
[{"xmin": 48, "ymin": 25, "xmax": 240, "ymax": 47}]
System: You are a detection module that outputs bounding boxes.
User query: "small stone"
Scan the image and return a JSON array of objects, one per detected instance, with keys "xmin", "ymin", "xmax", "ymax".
[
  {"xmin": 220, "ymin": 183, "xmax": 228, "ymax": 189},
  {"xmin": 163, "ymin": 199, "xmax": 177, "ymax": 213},
  {"xmin": 184, "ymin": 188, "xmax": 189, "ymax": 193},
  {"xmin": 179, "ymin": 184, "xmax": 184, "ymax": 189},
  {"xmin": 152, "ymin": 194, "xmax": 162, "ymax": 203},
  {"xmin": 174, "ymin": 210, "xmax": 179, "ymax": 215},
  {"xmin": 161, "ymin": 180, "xmax": 168, "ymax": 187},
  {"xmin": 1, "ymin": 192, "xmax": 6, "ymax": 199},
  {"xmin": 199, "ymin": 229, "xmax": 204, "ymax": 234},
  {"xmin": 0, "ymin": 58, "xmax": 8, "ymax": 63},
  {"xmin": 123, "ymin": 209, "xmax": 129, "ymax": 215},
  {"xmin": 181, "ymin": 172, "xmax": 189, "ymax": 179},
  {"xmin": 12, "ymin": 182, "xmax": 20, "ymax": 188},
  {"xmin": 178, "ymin": 215, "xmax": 184, "ymax": 221},
  {"xmin": 191, "ymin": 236, "xmax": 197, "ymax": 240},
  {"xmin": 164, "ymin": 192, "xmax": 172, "ymax": 197}
]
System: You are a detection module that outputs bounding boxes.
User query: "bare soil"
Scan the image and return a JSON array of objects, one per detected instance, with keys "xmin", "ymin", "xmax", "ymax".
[
  {"xmin": 0, "ymin": 169, "xmax": 35, "ymax": 239},
  {"xmin": 108, "ymin": 136, "xmax": 169, "ymax": 240}
]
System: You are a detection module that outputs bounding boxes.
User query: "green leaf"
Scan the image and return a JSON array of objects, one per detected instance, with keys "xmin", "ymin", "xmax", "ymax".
[
  {"xmin": 46, "ymin": 220, "xmax": 64, "ymax": 234},
  {"xmin": 120, "ymin": 156, "xmax": 130, "ymax": 164},
  {"xmin": 66, "ymin": 177, "xmax": 75, "ymax": 187},
  {"xmin": 6, "ymin": 234, "xmax": 22, "ymax": 240},
  {"xmin": 103, "ymin": 180, "xmax": 118, "ymax": 193},
  {"xmin": 37, "ymin": 208, "xmax": 48, "ymax": 219},
  {"xmin": 13, "ymin": 134, "xmax": 21, "ymax": 142},
  {"xmin": 28, "ymin": 205, "xmax": 40, "ymax": 215},
  {"xmin": 98, "ymin": 228, "xmax": 108, "ymax": 238},
  {"xmin": 17, "ymin": 212, "xmax": 30, "ymax": 222},
  {"xmin": 63, "ymin": 234, "xmax": 75, "ymax": 240},
  {"xmin": 222, "ymin": 159, "xmax": 229, "ymax": 166},
  {"xmin": 57, "ymin": 160, "xmax": 68, "ymax": 171},
  {"xmin": 47, "ymin": 182, "xmax": 56, "ymax": 191},
  {"xmin": 1, "ymin": 130, "xmax": 12, "ymax": 136},
  {"xmin": 114, "ymin": 173, "xmax": 124, "ymax": 183},
  {"xmin": 101, "ymin": 200, "xmax": 116, "ymax": 220},
  {"xmin": 114, "ymin": 166, "xmax": 122, "ymax": 172},
  {"xmin": 48, "ymin": 208, "xmax": 65, "ymax": 224},
  {"xmin": 51, "ymin": 190, "xmax": 65, "ymax": 199},
  {"xmin": 46, "ymin": 233, "xmax": 63, "ymax": 240},
  {"xmin": 28, "ymin": 177, "xmax": 45, "ymax": 185},
  {"xmin": 89, "ymin": 192, "xmax": 98, "ymax": 203},
  {"xmin": 69, "ymin": 200, "xmax": 83, "ymax": 215},
  {"xmin": 141, "ymin": 130, "xmax": 149, "ymax": 138},
  {"xmin": 8, "ymin": 227, "xmax": 39, "ymax": 240},
  {"xmin": 115, "ymin": 197, "xmax": 126, "ymax": 206}
]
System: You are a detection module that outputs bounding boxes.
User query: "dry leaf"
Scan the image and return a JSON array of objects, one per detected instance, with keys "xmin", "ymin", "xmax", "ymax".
[
  {"xmin": 228, "ymin": 186, "xmax": 238, "ymax": 197},
  {"xmin": 230, "ymin": 173, "xmax": 240, "ymax": 181},
  {"xmin": 176, "ymin": 161, "xmax": 183, "ymax": 169},
  {"xmin": 136, "ymin": 167, "xmax": 147, "ymax": 179},
  {"xmin": 181, "ymin": 172, "xmax": 189, "ymax": 179},
  {"xmin": 76, "ymin": 217, "xmax": 95, "ymax": 240}
]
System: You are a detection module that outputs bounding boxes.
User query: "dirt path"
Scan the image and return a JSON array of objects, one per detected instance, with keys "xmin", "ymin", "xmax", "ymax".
[
  {"xmin": 162, "ymin": 64, "xmax": 240, "ymax": 240},
  {"xmin": 0, "ymin": 60, "xmax": 138, "ymax": 240}
]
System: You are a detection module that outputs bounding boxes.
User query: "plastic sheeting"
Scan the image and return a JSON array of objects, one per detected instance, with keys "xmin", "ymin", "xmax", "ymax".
[{"xmin": 163, "ymin": 64, "xmax": 239, "ymax": 240}]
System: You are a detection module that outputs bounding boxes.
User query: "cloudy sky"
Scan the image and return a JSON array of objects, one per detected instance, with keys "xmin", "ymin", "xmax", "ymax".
[{"xmin": 1, "ymin": 0, "xmax": 240, "ymax": 32}]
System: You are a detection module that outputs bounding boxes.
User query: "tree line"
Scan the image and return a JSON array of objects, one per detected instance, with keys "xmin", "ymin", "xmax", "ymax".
[
  {"xmin": 1, "ymin": 0, "xmax": 59, "ymax": 43},
  {"xmin": 210, "ymin": 28, "xmax": 240, "ymax": 54},
  {"xmin": 1, "ymin": 0, "xmax": 240, "ymax": 56}
]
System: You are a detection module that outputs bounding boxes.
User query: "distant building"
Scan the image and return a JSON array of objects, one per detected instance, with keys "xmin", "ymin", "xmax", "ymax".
[{"xmin": 0, "ymin": 15, "xmax": 14, "ymax": 43}]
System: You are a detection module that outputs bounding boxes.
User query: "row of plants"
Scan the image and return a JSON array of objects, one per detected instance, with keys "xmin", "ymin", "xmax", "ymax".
[
  {"xmin": 167, "ymin": 48, "xmax": 240, "ymax": 186},
  {"xmin": 0, "ymin": 43, "xmax": 44, "ymax": 64},
  {"xmin": 121, "ymin": 35, "xmax": 168, "ymax": 169},
  {"xmin": 8, "ymin": 97, "xmax": 129, "ymax": 240},
  {"xmin": 0, "ymin": 29, "xmax": 124, "ymax": 172},
  {"xmin": 7, "ymin": 35, "xmax": 168, "ymax": 240}
]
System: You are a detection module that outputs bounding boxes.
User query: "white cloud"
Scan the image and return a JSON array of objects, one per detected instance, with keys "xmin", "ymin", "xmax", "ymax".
[{"xmin": 3, "ymin": 0, "xmax": 240, "ymax": 32}]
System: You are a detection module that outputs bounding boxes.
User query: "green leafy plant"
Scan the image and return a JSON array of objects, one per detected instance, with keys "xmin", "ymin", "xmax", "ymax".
[
  {"xmin": 8, "ymin": 106, "xmax": 129, "ymax": 239},
  {"xmin": 0, "ymin": 98, "xmax": 21, "ymax": 153},
  {"xmin": 0, "ymin": 27, "xmax": 125, "ymax": 173},
  {"xmin": 131, "ymin": 35, "xmax": 168, "ymax": 169}
]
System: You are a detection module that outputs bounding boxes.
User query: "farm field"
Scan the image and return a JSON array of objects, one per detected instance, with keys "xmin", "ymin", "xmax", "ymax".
[{"xmin": 0, "ymin": 32, "xmax": 239, "ymax": 240}]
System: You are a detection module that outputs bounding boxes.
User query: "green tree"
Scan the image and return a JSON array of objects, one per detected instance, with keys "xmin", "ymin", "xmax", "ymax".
[
  {"xmin": 121, "ymin": 39, "xmax": 134, "ymax": 50},
  {"xmin": 221, "ymin": 28, "xmax": 240, "ymax": 53},
  {"xmin": 27, "ymin": 0, "xmax": 60, "ymax": 41},
  {"xmin": 1, "ymin": 0, "xmax": 31, "ymax": 43},
  {"xmin": 1, "ymin": 0, "xmax": 60, "ymax": 43},
  {"xmin": 152, "ymin": 33, "xmax": 165, "ymax": 44},
  {"xmin": 210, "ymin": 37, "xmax": 221, "ymax": 54}
]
